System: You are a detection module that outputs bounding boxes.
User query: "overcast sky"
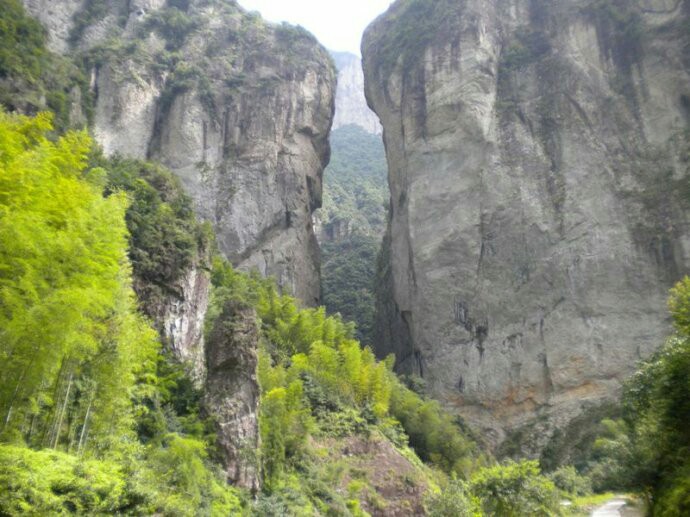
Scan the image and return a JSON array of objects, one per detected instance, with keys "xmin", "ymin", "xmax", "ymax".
[{"xmin": 237, "ymin": 0, "xmax": 395, "ymax": 55}]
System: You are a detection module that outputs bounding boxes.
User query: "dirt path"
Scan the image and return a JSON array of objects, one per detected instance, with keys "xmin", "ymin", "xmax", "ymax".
[
  {"xmin": 591, "ymin": 498, "xmax": 628, "ymax": 516},
  {"xmin": 591, "ymin": 497, "xmax": 644, "ymax": 517}
]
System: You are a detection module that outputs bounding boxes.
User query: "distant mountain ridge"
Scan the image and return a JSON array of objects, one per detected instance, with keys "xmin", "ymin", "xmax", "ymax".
[{"xmin": 331, "ymin": 51, "xmax": 382, "ymax": 135}]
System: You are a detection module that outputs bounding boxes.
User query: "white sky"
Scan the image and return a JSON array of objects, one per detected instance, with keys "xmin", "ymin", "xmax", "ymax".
[{"xmin": 237, "ymin": 0, "xmax": 395, "ymax": 55}]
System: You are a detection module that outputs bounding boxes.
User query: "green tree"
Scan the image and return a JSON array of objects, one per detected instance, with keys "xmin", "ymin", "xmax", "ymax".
[
  {"xmin": 426, "ymin": 477, "xmax": 481, "ymax": 517},
  {"xmin": 585, "ymin": 276, "xmax": 690, "ymax": 512},
  {"xmin": 470, "ymin": 460, "xmax": 561, "ymax": 517},
  {"xmin": 0, "ymin": 112, "xmax": 157, "ymax": 449}
]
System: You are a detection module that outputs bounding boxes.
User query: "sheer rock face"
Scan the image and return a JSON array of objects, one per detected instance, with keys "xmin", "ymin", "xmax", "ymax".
[
  {"xmin": 205, "ymin": 300, "xmax": 260, "ymax": 491},
  {"xmin": 22, "ymin": 0, "xmax": 335, "ymax": 487},
  {"xmin": 134, "ymin": 262, "xmax": 211, "ymax": 385},
  {"xmin": 23, "ymin": 0, "xmax": 335, "ymax": 308},
  {"xmin": 332, "ymin": 52, "xmax": 382, "ymax": 135},
  {"xmin": 364, "ymin": 0, "xmax": 690, "ymax": 451}
]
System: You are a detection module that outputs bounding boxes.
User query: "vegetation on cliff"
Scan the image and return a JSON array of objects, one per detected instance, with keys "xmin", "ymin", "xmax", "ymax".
[
  {"xmin": 0, "ymin": 0, "xmax": 91, "ymax": 130},
  {"xmin": 0, "ymin": 110, "xmax": 569, "ymax": 516},
  {"xmin": 0, "ymin": 112, "xmax": 241, "ymax": 514},
  {"xmin": 569, "ymin": 278, "xmax": 690, "ymax": 515}
]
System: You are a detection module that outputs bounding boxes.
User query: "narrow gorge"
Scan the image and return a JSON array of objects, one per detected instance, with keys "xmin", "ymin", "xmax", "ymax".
[{"xmin": 3, "ymin": 0, "xmax": 690, "ymax": 514}]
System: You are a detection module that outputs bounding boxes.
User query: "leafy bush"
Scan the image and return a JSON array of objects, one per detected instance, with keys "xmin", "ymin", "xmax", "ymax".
[
  {"xmin": 0, "ymin": 445, "xmax": 131, "ymax": 514},
  {"xmin": 102, "ymin": 155, "xmax": 210, "ymax": 309},
  {"xmin": 586, "ymin": 418, "xmax": 635, "ymax": 492},
  {"xmin": 0, "ymin": 440, "xmax": 242, "ymax": 516},
  {"xmin": 426, "ymin": 477, "xmax": 481, "ymax": 517},
  {"xmin": 389, "ymin": 379, "xmax": 481, "ymax": 477},
  {"xmin": 549, "ymin": 465, "xmax": 592, "ymax": 497},
  {"xmin": 470, "ymin": 460, "xmax": 561, "ymax": 517}
]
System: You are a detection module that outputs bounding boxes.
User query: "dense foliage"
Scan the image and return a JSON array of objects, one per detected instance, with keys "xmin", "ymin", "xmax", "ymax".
[
  {"xmin": 470, "ymin": 460, "xmax": 561, "ymax": 516},
  {"xmin": 321, "ymin": 235, "xmax": 379, "ymax": 344},
  {"xmin": 319, "ymin": 125, "xmax": 388, "ymax": 344},
  {"xmin": 0, "ymin": 112, "xmax": 240, "ymax": 515},
  {"xmin": 319, "ymin": 125, "xmax": 388, "ymax": 238},
  {"xmin": 101, "ymin": 155, "xmax": 211, "ymax": 311},
  {"xmin": 426, "ymin": 460, "xmax": 562, "ymax": 517},
  {"xmin": 0, "ymin": 112, "xmax": 154, "ymax": 449},
  {"xmin": 206, "ymin": 259, "xmax": 495, "ymax": 513}
]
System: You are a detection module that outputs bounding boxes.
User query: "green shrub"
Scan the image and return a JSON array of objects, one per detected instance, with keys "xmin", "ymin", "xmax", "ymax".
[
  {"xmin": 0, "ymin": 445, "xmax": 130, "ymax": 514},
  {"xmin": 426, "ymin": 477, "xmax": 481, "ymax": 517},
  {"xmin": 653, "ymin": 462, "xmax": 690, "ymax": 517},
  {"xmin": 146, "ymin": 8, "xmax": 201, "ymax": 50},
  {"xmin": 471, "ymin": 460, "xmax": 561, "ymax": 517},
  {"xmin": 102, "ymin": 155, "xmax": 209, "ymax": 308},
  {"xmin": 389, "ymin": 380, "xmax": 481, "ymax": 477},
  {"xmin": 549, "ymin": 465, "xmax": 592, "ymax": 497}
]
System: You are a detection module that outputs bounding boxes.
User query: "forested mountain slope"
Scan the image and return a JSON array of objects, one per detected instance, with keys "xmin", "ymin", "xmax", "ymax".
[{"xmin": 317, "ymin": 125, "xmax": 388, "ymax": 345}]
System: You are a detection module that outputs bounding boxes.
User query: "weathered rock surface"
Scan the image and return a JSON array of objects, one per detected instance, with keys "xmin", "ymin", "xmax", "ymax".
[
  {"xmin": 24, "ymin": 0, "xmax": 336, "ymax": 307},
  {"xmin": 332, "ymin": 51, "xmax": 382, "ymax": 135},
  {"xmin": 364, "ymin": 0, "xmax": 690, "ymax": 451},
  {"xmin": 135, "ymin": 260, "xmax": 211, "ymax": 385},
  {"xmin": 21, "ymin": 0, "xmax": 335, "ymax": 487},
  {"xmin": 205, "ymin": 300, "xmax": 261, "ymax": 491}
]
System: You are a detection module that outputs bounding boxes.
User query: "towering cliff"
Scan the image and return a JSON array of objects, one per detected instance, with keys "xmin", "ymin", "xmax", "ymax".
[
  {"xmin": 18, "ymin": 0, "xmax": 335, "ymax": 488},
  {"xmin": 23, "ymin": 0, "xmax": 336, "ymax": 307},
  {"xmin": 363, "ymin": 0, "xmax": 690, "ymax": 451},
  {"xmin": 332, "ymin": 51, "xmax": 382, "ymax": 135}
]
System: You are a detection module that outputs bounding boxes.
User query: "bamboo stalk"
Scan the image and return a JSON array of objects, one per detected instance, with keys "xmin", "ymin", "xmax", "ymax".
[{"xmin": 52, "ymin": 372, "xmax": 73, "ymax": 449}]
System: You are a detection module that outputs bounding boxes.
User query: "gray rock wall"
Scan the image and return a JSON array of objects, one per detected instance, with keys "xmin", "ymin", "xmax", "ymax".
[
  {"xmin": 364, "ymin": 0, "xmax": 690, "ymax": 451},
  {"xmin": 205, "ymin": 300, "xmax": 261, "ymax": 491},
  {"xmin": 332, "ymin": 51, "xmax": 382, "ymax": 135},
  {"xmin": 24, "ymin": 0, "xmax": 335, "ymax": 307},
  {"xmin": 22, "ymin": 0, "xmax": 335, "ymax": 483}
]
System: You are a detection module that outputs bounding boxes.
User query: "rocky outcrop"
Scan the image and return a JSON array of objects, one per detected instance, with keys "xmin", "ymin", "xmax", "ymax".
[
  {"xmin": 135, "ymin": 261, "xmax": 211, "ymax": 385},
  {"xmin": 21, "ymin": 0, "xmax": 335, "ymax": 486},
  {"xmin": 205, "ymin": 300, "xmax": 261, "ymax": 491},
  {"xmin": 364, "ymin": 0, "xmax": 690, "ymax": 451},
  {"xmin": 332, "ymin": 52, "xmax": 382, "ymax": 135},
  {"xmin": 24, "ymin": 0, "xmax": 336, "ymax": 307}
]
